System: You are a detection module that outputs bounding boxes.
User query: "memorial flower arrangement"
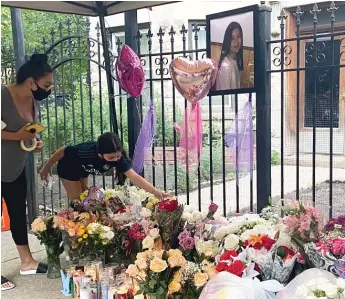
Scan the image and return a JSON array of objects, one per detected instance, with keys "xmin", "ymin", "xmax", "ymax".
[
  {"xmin": 31, "ymin": 216, "xmax": 64, "ymax": 278},
  {"xmin": 126, "ymin": 249, "xmax": 186, "ymax": 298}
]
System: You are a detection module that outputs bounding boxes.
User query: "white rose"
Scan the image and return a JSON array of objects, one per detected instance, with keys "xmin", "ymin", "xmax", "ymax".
[
  {"xmin": 192, "ymin": 211, "xmax": 205, "ymax": 223},
  {"xmin": 296, "ymin": 285, "xmax": 311, "ymax": 298},
  {"xmin": 224, "ymin": 234, "xmax": 240, "ymax": 251},
  {"xmin": 306, "ymin": 280, "xmax": 318, "ymax": 292},
  {"xmin": 305, "ymin": 296, "xmax": 317, "ymax": 299},
  {"xmin": 142, "ymin": 236, "xmax": 155, "ymax": 249},
  {"xmin": 337, "ymin": 278, "xmax": 345, "ymax": 289},
  {"xmin": 183, "ymin": 205, "xmax": 194, "ymax": 213},
  {"xmin": 325, "ymin": 285, "xmax": 338, "ymax": 299},
  {"xmin": 149, "ymin": 228, "xmax": 160, "ymax": 239},
  {"xmin": 182, "ymin": 212, "xmax": 193, "ymax": 222},
  {"xmin": 240, "ymin": 229, "xmax": 254, "ymax": 242},
  {"xmin": 102, "ymin": 226, "xmax": 111, "ymax": 232},
  {"xmin": 140, "ymin": 208, "xmax": 152, "ymax": 218}
]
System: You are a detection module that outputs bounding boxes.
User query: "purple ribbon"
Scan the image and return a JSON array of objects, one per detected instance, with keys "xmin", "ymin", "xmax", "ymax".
[
  {"xmin": 132, "ymin": 98, "xmax": 156, "ymax": 174},
  {"xmin": 224, "ymin": 97, "xmax": 253, "ymax": 185}
]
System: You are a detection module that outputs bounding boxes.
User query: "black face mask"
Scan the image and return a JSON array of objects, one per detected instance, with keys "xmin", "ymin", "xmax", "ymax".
[{"xmin": 32, "ymin": 83, "xmax": 51, "ymax": 101}]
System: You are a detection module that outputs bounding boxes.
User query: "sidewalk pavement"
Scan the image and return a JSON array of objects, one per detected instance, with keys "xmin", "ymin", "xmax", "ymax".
[{"xmin": 1, "ymin": 231, "xmax": 64, "ymax": 299}]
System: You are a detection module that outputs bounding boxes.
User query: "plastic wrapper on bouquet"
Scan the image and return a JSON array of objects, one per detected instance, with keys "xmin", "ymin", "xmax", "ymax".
[
  {"xmin": 276, "ymin": 268, "xmax": 341, "ymax": 299},
  {"xmin": 258, "ymin": 247, "xmax": 297, "ymax": 284},
  {"xmin": 198, "ymin": 272, "xmax": 284, "ymax": 299},
  {"xmin": 304, "ymin": 242, "xmax": 337, "ymax": 272}
]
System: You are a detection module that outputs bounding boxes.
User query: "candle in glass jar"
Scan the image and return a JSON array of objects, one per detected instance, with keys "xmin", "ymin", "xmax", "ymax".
[{"xmin": 80, "ymin": 285, "xmax": 92, "ymax": 299}]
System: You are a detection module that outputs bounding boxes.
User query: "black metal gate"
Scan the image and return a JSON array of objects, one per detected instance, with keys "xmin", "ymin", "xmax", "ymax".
[{"xmin": 267, "ymin": 2, "xmax": 345, "ymax": 220}]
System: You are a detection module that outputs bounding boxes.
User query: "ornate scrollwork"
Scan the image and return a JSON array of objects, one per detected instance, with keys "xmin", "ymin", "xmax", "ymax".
[
  {"xmin": 154, "ymin": 57, "xmax": 169, "ymax": 76},
  {"xmin": 272, "ymin": 44, "xmax": 292, "ymax": 67},
  {"xmin": 1, "ymin": 67, "xmax": 15, "ymax": 84}
]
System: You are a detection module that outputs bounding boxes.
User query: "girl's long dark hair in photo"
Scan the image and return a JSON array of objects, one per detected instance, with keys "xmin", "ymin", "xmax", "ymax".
[
  {"xmin": 97, "ymin": 132, "xmax": 130, "ymax": 185},
  {"xmin": 218, "ymin": 21, "xmax": 244, "ymax": 71}
]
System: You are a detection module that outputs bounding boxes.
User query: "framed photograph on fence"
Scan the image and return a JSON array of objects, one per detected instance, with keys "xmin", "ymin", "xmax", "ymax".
[{"xmin": 206, "ymin": 5, "xmax": 259, "ymax": 95}]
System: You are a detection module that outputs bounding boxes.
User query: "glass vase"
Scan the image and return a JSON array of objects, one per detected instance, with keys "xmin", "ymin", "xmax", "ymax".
[{"xmin": 45, "ymin": 243, "xmax": 62, "ymax": 279}]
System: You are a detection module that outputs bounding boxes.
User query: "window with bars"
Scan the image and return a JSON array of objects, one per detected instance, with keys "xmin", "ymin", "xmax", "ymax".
[{"xmin": 304, "ymin": 39, "xmax": 340, "ymax": 128}]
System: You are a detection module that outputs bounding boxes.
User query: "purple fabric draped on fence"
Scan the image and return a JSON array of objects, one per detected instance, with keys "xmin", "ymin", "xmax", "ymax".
[
  {"xmin": 132, "ymin": 98, "xmax": 156, "ymax": 174},
  {"xmin": 224, "ymin": 99, "xmax": 253, "ymax": 185}
]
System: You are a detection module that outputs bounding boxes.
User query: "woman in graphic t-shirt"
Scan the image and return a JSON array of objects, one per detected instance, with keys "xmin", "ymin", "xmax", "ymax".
[
  {"xmin": 215, "ymin": 22, "xmax": 243, "ymax": 90},
  {"xmin": 40, "ymin": 132, "xmax": 169, "ymax": 200}
]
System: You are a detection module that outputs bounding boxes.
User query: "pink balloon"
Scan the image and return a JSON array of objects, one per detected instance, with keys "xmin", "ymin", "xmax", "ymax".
[
  {"xmin": 170, "ymin": 57, "xmax": 217, "ymax": 105},
  {"xmin": 116, "ymin": 45, "xmax": 145, "ymax": 98}
]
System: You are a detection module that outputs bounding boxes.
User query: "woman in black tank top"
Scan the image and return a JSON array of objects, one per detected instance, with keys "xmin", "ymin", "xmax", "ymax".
[{"xmin": 1, "ymin": 54, "xmax": 53, "ymax": 290}]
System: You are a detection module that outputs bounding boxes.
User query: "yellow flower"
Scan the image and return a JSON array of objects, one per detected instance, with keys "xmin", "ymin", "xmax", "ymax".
[
  {"xmin": 205, "ymin": 266, "xmax": 217, "ymax": 280},
  {"xmin": 151, "ymin": 198, "xmax": 159, "ymax": 205},
  {"xmin": 150, "ymin": 257, "xmax": 168, "ymax": 273},
  {"xmin": 31, "ymin": 218, "xmax": 47, "ymax": 233},
  {"xmin": 168, "ymin": 280, "xmax": 181, "ymax": 294},
  {"xmin": 194, "ymin": 272, "xmax": 209, "ymax": 287},
  {"xmin": 146, "ymin": 202, "xmax": 154, "ymax": 210},
  {"xmin": 83, "ymin": 234, "xmax": 88, "ymax": 239},
  {"xmin": 78, "ymin": 238, "xmax": 83, "ymax": 242},
  {"xmin": 80, "ymin": 190, "xmax": 88, "ymax": 201},
  {"xmin": 126, "ymin": 264, "xmax": 140, "ymax": 277},
  {"xmin": 77, "ymin": 229, "xmax": 85, "ymax": 237},
  {"xmin": 173, "ymin": 270, "xmax": 183, "ymax": 283},
  {"xmin": 168, "ymin": 255, "xmax": 186, "ymax": 268},
  {"xmin": 167, "ymin": 249, "xmax": 183, "ymax": 258}
]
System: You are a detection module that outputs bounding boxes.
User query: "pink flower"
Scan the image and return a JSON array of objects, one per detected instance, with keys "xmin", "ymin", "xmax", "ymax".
[
  {"xmin": 332, "ymin": 238, "xmax": 345, "ymax": 256},
  {"xmin": 179, "ymin": 237, "xmax": 195, "ymax": 250},
  {"xmin": 296, "ymin": 253, "xmax": 306, "ymax": 264},
  {"xmin": 178, "ymin": 230, "xmax": 191, "ymax": 241},
  {"xmin": 316, "ymin": 241, "xmax": 330, "ymax": 254},
  {"xmin": 209, "ymin": 203, "xmax": 218, "ymax": 213}
]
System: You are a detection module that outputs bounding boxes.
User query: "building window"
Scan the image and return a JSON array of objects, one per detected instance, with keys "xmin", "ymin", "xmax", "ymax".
[{"xmin": 304, "ymin": 39, "xmax": 340, "ymax": 128}]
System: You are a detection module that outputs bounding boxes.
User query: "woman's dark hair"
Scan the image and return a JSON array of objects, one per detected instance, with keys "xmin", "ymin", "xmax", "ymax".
[
  {"xmin": 218, "ymin": 22, "xmax": 243, "ymax": 71},
  {"xmin": 97, "ymin": 132, "xmax": 130, "ymax": 185},
  {"xmin": 16, "ymin": 54, "xmax": 52, "ymax": 84}
]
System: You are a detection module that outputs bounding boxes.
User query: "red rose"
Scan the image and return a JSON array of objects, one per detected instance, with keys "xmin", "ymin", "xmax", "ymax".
[
  {"xmin": 115, "ymin": 208, "xmax": 126, "ymax": 214},
  {"xmin": 226, "ymin": 260, "xmax": 247, "ymax": 277},
  {"xmin": 215, "ymin": 262, "xmax": 228, "ymax": 272},
  {"xmin": 261, "ymin": 236, "xmax": 276, "ymax": 250},
  {"xmin": 158, "ymin": 199, "xmax": 178, "ymax": 212},
  {"xmin": 220, "ymin": 250, "xmax": 238, "ymax": 261},
  {"xmin": 209, "ymin": 203, "xmax": 218, "ymax": 213}
]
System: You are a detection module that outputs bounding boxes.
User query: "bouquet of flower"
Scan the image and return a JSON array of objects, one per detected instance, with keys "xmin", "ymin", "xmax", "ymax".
[
  {"xmin": 126, "ymin": 249, "xmax": 186, "ymax": 297},
  {"xmin": 31, "ymin": 216, "xmax": 63, "ymax": 248},
  {"xmin": 154, "ymin": 198, "xmax": 183, "ymax": 250},
  {"xmin": 295, "ymin": 277, "xmax": 345, "ymax": 299},
  {"xmin": 283, "ymin": 200, "xmax": 323, "ymax": 244},
  {"xmin": 170, "ymin": 260, "xmax": 216, "ymax": 299},
  {"xmin": 55, "ymin": 212, "xmax": 114, "ymax": 261},
  {"xmin": 31, "ymin": 216, "xmax": 64, "ymax": 278}
]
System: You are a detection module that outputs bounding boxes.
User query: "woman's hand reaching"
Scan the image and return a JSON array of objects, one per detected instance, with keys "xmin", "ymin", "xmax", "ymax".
[{"xmin": 153, "ymin": 189, "xmax": 171, "ymax": 200}]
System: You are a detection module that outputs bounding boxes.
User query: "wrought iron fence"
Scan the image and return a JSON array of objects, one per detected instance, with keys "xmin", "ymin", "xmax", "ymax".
[
  {"xmin": 4, "ymin": 3, "xmax": 343, "ymax": 222},
  {"xmin": 268, "ymin": 2, "xmax": 345, "ymax": 220},
  {"xmin": 1, "ymin": 15, "xmax": 259, "ymax": 218}
]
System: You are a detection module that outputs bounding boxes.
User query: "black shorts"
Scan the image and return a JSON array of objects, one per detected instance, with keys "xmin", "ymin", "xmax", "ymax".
[{"xmin": 57, "ymin": 157, "xmax": 89, "ymax": 181}]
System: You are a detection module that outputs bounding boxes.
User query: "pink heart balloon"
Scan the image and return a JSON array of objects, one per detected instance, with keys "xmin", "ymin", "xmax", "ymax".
[
  {"xmin": 116, "ymin": 45, "xmax": 145, "ymax": 98},
  {"xmin": 170, "ymin": 57, "xmax": 217, "ymax": 105}
]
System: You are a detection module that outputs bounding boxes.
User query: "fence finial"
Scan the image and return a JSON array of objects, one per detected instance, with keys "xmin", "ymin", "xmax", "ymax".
[
  {"xmin": 169, "ymin": 25, "xmax": 176, "ymax": 42},
  {"xmin": 327, "ymin": 1, "xmax": 338, "ymax": 23},
  {"xmin": 293, "ymin": 6, "xmax": 303, "ymax": 27},
  {"xmin": 310, "ymin": 3, "xmax": 321, "ymax": 24},
  {"xmin": 278, "ymin": 9, "xmax": 287, "ymax": 26}
]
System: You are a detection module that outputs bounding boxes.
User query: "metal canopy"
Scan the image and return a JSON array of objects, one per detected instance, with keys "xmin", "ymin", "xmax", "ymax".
[{"xmin": 1, "ymin": 1, "xmax": 176, "ymax": 16}]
